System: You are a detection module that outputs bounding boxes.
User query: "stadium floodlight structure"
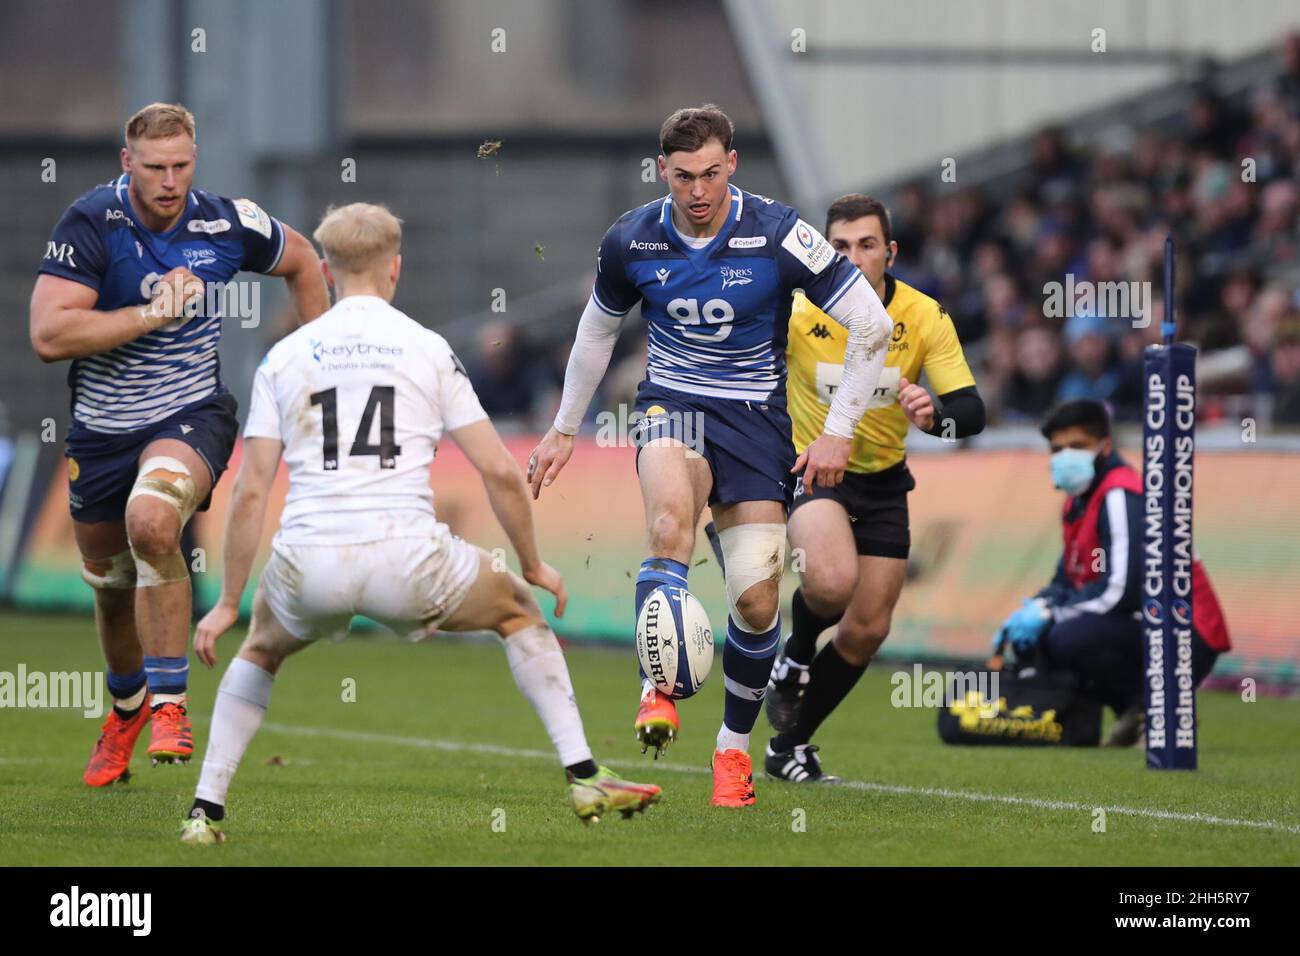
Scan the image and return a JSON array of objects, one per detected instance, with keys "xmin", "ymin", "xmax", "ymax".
[{"xmin": 722, "ymin": 0, "xmax": 831, "ymax": 215}]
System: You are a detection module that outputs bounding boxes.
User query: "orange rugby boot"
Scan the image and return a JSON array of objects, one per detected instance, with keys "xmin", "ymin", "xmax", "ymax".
[
  {"xmin": 710, "ymin": 748, "xmax": 756, "ymax": 807},
  {"xmin": 83, "ymin": 701, "xmax": 150, "ymax": 786},
  {"xmin": 147, "ymin": 701, "xmax": 194, "ymax": 765},
  {"xmin": 634, "ymin": 688, "xmax": 679, "ymax": 759}
]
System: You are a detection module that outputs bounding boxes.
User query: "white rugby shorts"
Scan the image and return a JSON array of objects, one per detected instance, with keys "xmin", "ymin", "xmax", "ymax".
[{"xmin": 259, "ymin": 529, "xmax": 481, "ymax": 643}]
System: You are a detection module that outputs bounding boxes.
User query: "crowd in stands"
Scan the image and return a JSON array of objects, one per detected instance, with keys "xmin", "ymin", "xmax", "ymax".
[{"xmin": 465, "ymin": 34, "xmax": 1300, "ymax": 433}]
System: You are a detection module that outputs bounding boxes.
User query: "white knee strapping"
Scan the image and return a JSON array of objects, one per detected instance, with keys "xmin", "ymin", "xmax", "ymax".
[
  {"xmin": 128, "ymin": 456, "xmax": 197, "ymax": 587},
  {"xmin": 132, "ymin": 549, "xmax": 190, "ymax": 588},
  {"xmin": 128, "ymin": 456, "xmax": 199, "ymax": 525},
  {"xmin": 81, "ymin": 549, "xmax": 137, "ymax": 590},
  {"xmin": 717, "ymin": 523, "xmax": 786, "ymax": 632}
]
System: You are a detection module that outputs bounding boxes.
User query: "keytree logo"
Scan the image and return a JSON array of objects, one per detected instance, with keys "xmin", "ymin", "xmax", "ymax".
[
  {"xmin": 0, "ymin": 666, "xmax": 103, "ymax": 718},
  {"xmin": 49, "ymin": 886, "xmax": 151, "ymax": 936}
]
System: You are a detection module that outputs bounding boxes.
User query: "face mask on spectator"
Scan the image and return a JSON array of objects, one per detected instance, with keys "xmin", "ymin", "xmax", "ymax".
[{"xmin": 1051, "ymin": 448, "xmax": 1097, "ymax": 494}]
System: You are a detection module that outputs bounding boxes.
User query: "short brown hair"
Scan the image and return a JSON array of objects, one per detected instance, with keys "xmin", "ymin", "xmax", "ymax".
[
  {"xmin": 124, "ymin": 103, "xmax": 196, "ymax": 144},
  {"xmin": 825, "ymin": 193, "xmax": 893, "ymax": 246},
  {"xmin": 313, "ymin": 203, "xmax": 403, "ymax": 274},
  {"xmin": 659, "ymin": 104, "xmax": 734, "ymax": 155}
]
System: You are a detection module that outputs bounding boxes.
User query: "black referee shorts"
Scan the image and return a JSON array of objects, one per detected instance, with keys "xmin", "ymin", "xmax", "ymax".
[{"xmin": 789, "ymin": 459, "xmax": 915, "ymax": 560}]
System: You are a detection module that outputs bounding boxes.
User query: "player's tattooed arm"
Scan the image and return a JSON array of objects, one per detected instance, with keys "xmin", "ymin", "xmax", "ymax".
[
  {"xmin": 194, "ymin": 437, "xmax": 283, "ymax": 667},
  {"xmin": 268, "ymin": 224, "xmax": 330, "ymax": 324},
  {"xmin": 30, "ymin": 269, "xmax": 205, "ymax": 362}
]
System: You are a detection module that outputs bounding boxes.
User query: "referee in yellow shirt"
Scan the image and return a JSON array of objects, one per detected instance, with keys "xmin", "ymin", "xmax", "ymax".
[{"xmin": 766, "ymin": 194, "xmax": 985, "ymax": 783}]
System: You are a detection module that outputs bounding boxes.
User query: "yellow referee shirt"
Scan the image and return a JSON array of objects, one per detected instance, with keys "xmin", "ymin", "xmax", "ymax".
[{"xmin": 787, "ymin": 273, "xmax": 976, "ymax": 474}]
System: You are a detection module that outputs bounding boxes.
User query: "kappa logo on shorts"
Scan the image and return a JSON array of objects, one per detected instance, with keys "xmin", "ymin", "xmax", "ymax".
[{"xmin": 180, "ymin": 424, "xmax": 194, "ymax": 435}]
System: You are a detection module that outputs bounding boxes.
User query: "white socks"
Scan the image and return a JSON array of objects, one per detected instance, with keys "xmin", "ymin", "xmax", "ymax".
[
  {"xmin": 504, "ymin": 624, "xmax": 593, "ymax": 768},
  {"xmin": 116, "ymin": 685, "xmax": 146, "ymax": 713},
  {"xmin": 195, "ymin": 657, "xmax": 274, "ymax": 807},
  {"xmin": 195, "ymin": 626, "xmax": 595, "ymax": 806},
  {"xmin": 716, "ymin": 725, "xmax": 749, "ymax": 754},
  {"xmin": 644, "ymin": 671, "xmax": 750, "ymax": 754}
]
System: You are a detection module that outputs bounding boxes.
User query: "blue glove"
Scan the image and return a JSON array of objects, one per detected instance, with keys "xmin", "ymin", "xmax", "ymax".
[
  {"xmin": 992, "ymin": 600, "xmax": 1027, "ymax": 651},
  {"xmin": 1004, "ymin": 598, "xmax": 1051, "ymax": 653}
]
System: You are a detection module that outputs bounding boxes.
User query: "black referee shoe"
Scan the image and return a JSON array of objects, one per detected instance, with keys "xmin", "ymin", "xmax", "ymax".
[
  {"xmin": 764, "ymin": 654, "xmax": 809, "ymax": 733},
  {"xmin": 1103, "ymin": 707, "xmax": 1144, "ymax": 748},
  {"xmin": 765, "ymin": 742, "xmax": 842, "ymax": 784}
]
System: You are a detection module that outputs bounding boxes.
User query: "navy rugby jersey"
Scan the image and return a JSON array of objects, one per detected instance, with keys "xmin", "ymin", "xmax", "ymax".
[
  {"xmin": 593, "ymin": 183, "xmax": 864, "ymax": 404},
  {"xmin": 38, "ymin": 174, "xmax": 286, "ymax": 433}
]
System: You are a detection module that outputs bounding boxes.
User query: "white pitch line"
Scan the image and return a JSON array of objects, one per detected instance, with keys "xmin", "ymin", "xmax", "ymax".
[
  {"xmin": 259, "ymin": 721, "xmax": 1300, "ymax": 836},
  {"xmin": 836, "ymin": 780, "xmax": 1300, "ymax": 835}
]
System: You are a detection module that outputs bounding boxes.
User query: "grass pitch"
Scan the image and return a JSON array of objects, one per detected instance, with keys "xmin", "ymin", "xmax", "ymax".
[{"xmin": 0, "ymin": 611, "xmax": 1296, "ymax": 866}]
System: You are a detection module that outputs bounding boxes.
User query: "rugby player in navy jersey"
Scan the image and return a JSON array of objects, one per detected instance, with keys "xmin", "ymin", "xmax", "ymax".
[
  {"xmin": 29, "ymin": 103, "xmax": 329, "ymax": 785},
  {"xmin": 528, "ymin": 105, "xmax": 892, "ymax": 807}
]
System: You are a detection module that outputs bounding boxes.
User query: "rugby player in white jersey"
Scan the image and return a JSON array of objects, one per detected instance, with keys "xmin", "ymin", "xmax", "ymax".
[{"xmin": 180, "ymin": 204, "xmax": 661, "ymax": 843}]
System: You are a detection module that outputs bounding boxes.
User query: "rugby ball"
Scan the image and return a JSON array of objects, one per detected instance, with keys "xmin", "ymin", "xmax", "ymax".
[{"xmin": 636, "ymin": 585, "xmax": 714, "ymax": 699}]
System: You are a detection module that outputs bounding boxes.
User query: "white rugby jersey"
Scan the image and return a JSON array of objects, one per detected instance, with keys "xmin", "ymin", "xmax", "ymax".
[{"xmin": 243, "ymin": 294, "xmax": 487, "ymax": 545}]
